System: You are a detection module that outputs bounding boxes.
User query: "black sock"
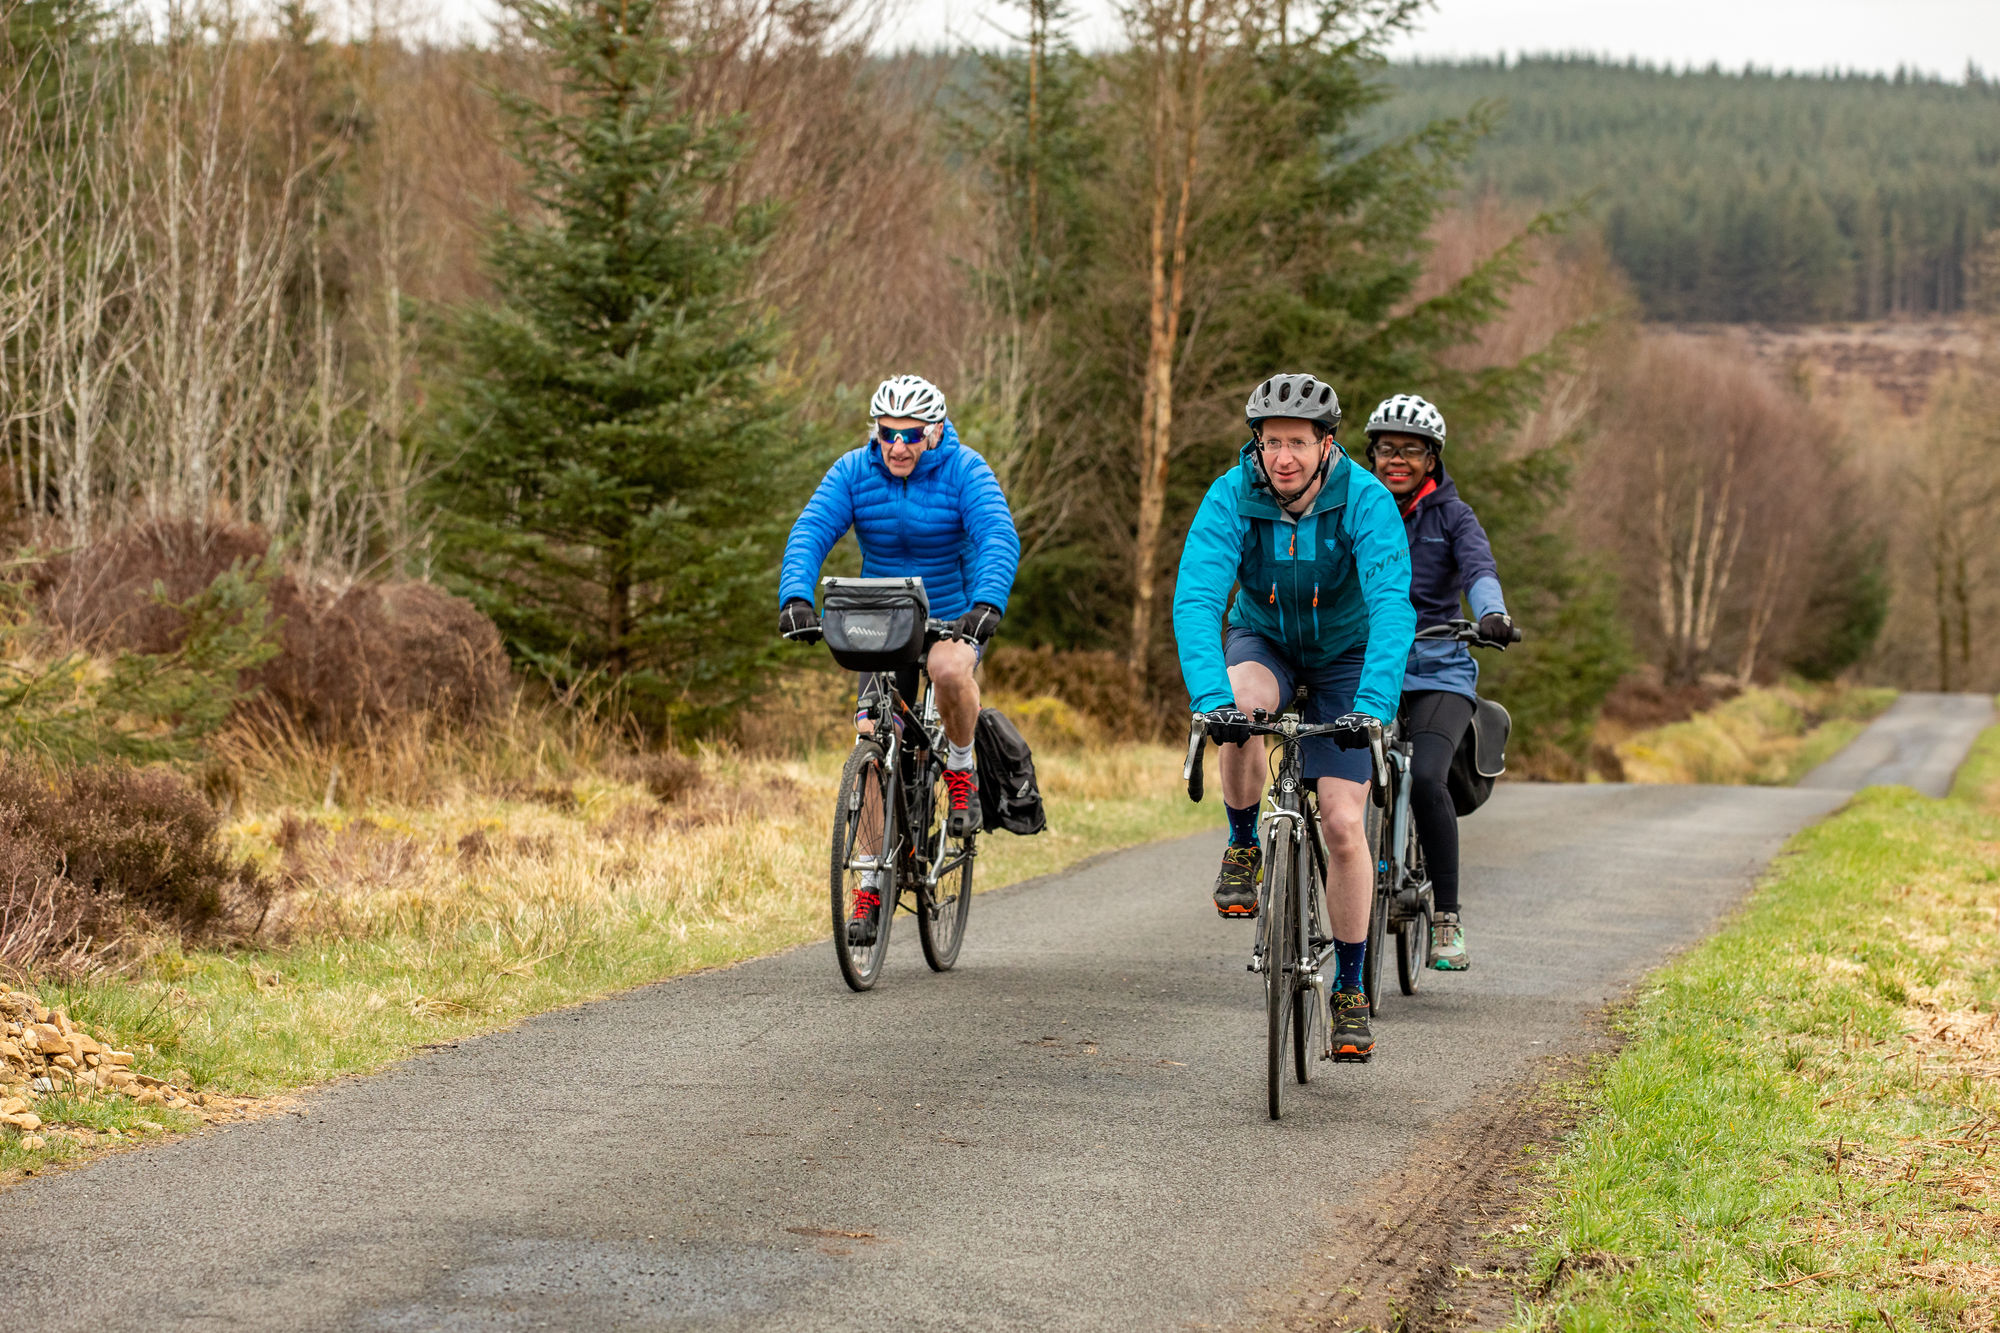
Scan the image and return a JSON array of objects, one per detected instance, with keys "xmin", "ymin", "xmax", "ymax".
[{"xmin": 1225, "ymin": 802, "xmax": 1258, "ymax": 848}]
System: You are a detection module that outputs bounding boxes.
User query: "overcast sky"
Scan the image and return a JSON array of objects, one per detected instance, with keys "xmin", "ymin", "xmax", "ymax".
[{"xmin": 867, "ymin": 0, "xmax": 2000, "ymax": 78}]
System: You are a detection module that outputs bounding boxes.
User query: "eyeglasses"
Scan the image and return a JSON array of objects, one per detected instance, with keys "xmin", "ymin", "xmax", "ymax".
[
  {"xmin": 1256, "ymin": 437, "xmax": 1324, "ymax": 458},
  {"xmin": 876, "ymin": 424, "xmax": 929, "ymax": 447},
  {"xmin": 1369, "ymin": 440, "xmax": 1434, "ymax": 464}
]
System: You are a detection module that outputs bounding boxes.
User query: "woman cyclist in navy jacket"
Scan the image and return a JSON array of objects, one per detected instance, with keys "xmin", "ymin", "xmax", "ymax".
[{"xmin": 1362, "ymin": 395, "xmax": 1514, "ymax": 972}]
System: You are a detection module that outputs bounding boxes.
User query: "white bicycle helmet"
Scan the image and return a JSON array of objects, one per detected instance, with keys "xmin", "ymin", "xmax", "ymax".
[
  {"xmin": 871, "ymin": 374, "xmax": 948, "ymax": 423},
  {"xmin": 1365, "ymin": 394, "xmax": 1447, "ymax": 449}
]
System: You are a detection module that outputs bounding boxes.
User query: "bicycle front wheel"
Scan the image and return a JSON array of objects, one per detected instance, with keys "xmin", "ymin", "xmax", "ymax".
[
  {"xmin": 1264, "ymin": 818, "xmax": 1296, "ymax": 1120},
  {"xmin": 918, "ymin": 764, "xmax": 974, "ymax": 972},
  {"xmin": 1293, "ymin": 820, "xmax": 1325, "ymax": 1084},
  {"xmin": 830, "ymin": 740, "xmax": 896, "ymax": 992}
]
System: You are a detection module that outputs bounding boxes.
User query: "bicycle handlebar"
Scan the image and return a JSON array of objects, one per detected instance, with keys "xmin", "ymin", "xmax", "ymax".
[
  {"xmin": 1183, "ymin": 711, "xmax": 1387, "ymax": 804},
  {"xmin": 1414, "ymin": 617, "xmax": 1522, "ymax": 649}
]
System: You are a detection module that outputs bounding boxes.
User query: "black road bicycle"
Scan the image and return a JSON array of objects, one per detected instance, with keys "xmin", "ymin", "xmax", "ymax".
[
  {"xmin": 824, "ymin": 615, "xmax": 978, "ymax": 992},
  {"xmin": 1185, "ymin": 699, "xmax": 1365, "ymax": 1120},
  {"xmin": 1362, "ymin": 618, "xmax": 1521, "ymax": 1009}
]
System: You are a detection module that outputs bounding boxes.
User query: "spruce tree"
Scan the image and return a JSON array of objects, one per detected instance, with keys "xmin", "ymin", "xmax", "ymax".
[{"xmin": 430, "ymin": 0, "xmax": 790, "ymax": 729}]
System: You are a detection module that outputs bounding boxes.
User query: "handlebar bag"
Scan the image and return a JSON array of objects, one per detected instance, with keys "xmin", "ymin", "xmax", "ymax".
[
  {"xmin": 1447, "ymin": 696, "xmax": 1512, "ymax": 817},
  {"xmin": 821, "ymin": 577, "xmax": 929, "ymax": 672},
  {"xmin": 975, "ymin": 707, "xmax": 1047, "ymax": 836}
]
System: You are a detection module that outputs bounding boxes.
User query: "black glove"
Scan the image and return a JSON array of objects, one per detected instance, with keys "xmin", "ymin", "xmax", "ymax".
[
  {"xmin": 950, "ymin": 602, "xmax": 1003, "ymax": 645},
  {"xmin": 1201, "ymin": 706, "xmax": 1253, "ymax": 747},
  {"xmin": 778, "ymin": 598, "xmax": 822, "ymax": 643},
  {"xmin": 1478, "ymin": 611, "xmax": 1520, "ymax": 644},
  {"xmin": 1329, "ymin": 712, "xmax": 1380, "ymax": 751}
]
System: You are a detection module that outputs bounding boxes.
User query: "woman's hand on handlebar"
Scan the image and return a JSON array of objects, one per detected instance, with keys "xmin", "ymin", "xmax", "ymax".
[{"xmin": 1478, "ymin": 611, "xmax": 1521, "ymax": 645}]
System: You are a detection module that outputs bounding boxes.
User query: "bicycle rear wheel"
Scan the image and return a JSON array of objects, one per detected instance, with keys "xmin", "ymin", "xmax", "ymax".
[
  {"xmin": 1362, "ymin": 799, "xmax": 1388, "ymax": 1016},
  {"xmin": 1397, "ymin": 829, "xmax": 1431, "ymax": 995},
  {"xmin": 830, "ymin": 740, "xmax": 896, "ymax": 991},
  {"xmin": 918, "ymin": 763, "xmax": 974, "ymax": 972},
  {"xmin": 1263, "ymin": 818, "xmax": 1296, "ymax": 1120}
]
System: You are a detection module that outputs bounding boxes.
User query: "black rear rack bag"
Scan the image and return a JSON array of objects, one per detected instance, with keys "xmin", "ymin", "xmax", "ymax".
[{"xmin": 820, "ymin": 577, "xmax": 929, "ymax": 672}]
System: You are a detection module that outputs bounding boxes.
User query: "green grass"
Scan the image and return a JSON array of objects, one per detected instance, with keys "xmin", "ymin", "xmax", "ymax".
[
  {"xmin": 1509, "ymin": 705, "xmax": 2000, "ymax": 1331},
  {"xmin": 2, "ymin": 740, "xmax": 1210, "ymax": 1180},
  {"xmin": 1615, "ymin": 680, "xmax": 1897, "ymax": 786}
]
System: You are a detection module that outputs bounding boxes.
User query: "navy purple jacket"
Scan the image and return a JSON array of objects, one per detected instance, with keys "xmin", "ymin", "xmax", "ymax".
[{"xmin": 1400, "ymin": 465, "xmax": 1505, "ymax": 700}]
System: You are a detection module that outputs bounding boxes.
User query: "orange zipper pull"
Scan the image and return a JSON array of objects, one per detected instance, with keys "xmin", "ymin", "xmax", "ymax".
[{"xmin": 1268, "ymin": 583, "xmax": 1277, "ymax": 605}]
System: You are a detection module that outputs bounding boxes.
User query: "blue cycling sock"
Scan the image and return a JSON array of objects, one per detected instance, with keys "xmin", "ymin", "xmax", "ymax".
[
  {"xmin": 1334, "ymin": 938, "xmax": 1367, "ymax": 993},
  {"xmin": 1225, "ymin": 802, "xmax": 1259, "ymax": 848}
]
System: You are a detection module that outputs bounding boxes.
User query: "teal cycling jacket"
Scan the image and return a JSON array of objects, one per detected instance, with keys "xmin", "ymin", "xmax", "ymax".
[{"xmin": 1173, "ymin": 444, "xmax": 1416, "ymax": 722}]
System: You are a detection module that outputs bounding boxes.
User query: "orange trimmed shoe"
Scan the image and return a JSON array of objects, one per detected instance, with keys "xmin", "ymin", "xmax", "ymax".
[
  {"xmin": 1213, "ymin": 845, "xmax": 1261, "ymax": 917},
  {"xmin": 1330, "ymin": 988, "xmax": 1374, "ymax": 1062}
]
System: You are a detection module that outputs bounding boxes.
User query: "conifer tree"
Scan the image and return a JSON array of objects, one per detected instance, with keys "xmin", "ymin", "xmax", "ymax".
[{"xmin": 430, "ymin": 0, "xmax": 791, "ymax": 728}]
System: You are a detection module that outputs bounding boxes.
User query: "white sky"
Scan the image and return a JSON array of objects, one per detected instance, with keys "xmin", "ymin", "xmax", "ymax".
[{"xmin": 868, "ymin": 0, "xmax": 2000, "ymax": 78}]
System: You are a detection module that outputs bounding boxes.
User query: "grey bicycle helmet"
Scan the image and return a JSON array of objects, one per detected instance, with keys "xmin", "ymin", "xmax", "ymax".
[
  {"xmin": 1244, "ymin": 373, "xmax": 1341, "ymax": 432},
  {"xmin": 1365, "ymin": 394, "xmax": 1447, "ymax": 450}
]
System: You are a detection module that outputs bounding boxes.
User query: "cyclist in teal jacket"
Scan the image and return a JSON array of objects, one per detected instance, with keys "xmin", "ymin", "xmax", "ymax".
[{"xmin": 1173, "ymin": 374, "xmax": 1415, "ymax": 1059}]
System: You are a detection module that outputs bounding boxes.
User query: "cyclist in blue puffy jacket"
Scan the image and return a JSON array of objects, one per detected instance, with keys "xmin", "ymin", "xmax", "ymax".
[
  {"xmin": 778, "ymin": 375, "xmax": 1020, "ymax": 941},
  {"xmin": 1174, "ymin": 374, "xmax": 1415, "ymax": 1061},
  {"xmin": 1364, "ymin": 395, "xmax": 1514, "ymax": 973}
]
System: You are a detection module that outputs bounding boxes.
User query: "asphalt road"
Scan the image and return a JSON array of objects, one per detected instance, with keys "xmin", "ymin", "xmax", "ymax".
[
  {"xmin": 5, "ymin": 696, "xmax": 1992, "ymax": 1332},
  {"xmin": 1798, "ymin": 690, "xmax": 1995, "ymax": 796}
]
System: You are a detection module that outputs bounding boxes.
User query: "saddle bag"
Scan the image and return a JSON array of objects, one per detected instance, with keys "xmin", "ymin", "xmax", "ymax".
[
  {"xmin": 975, "ymin": 707, "xmax": 1047, "ymax": 836},
  {"xmin": 820, "ymin": 577, "xmax": 929, "ymax": 672},
  {"xmin": 1447, "ymin": 696, "xmax": 1512, "ymax": 817}
]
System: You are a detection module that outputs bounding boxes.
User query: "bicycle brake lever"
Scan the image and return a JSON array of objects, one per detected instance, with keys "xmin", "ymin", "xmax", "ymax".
[{"xmin": 1183, "ymin": 719, "xmax": 1206, "ymax": 804}]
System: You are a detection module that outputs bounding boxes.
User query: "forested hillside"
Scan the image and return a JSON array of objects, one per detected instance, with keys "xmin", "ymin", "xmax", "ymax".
[{"xmin": 1366, "ymin": 58, "xmax": 2000, "ymax": 323}]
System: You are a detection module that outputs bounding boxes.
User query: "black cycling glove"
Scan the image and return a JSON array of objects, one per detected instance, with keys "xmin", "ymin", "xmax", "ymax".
[
  {"xmin": 1478, "ymin": 611, "xmax": 1520, "ymax": 645},
  {"xmin": 1201, "ymin": 706, "xmax": 1253, "ymax": 747},
  {"xmin": 778, "ymin": 598, "xmax": 822, "ymax": 643},
  {"xmin": 950, "ymin": 602, "xmax": 1004, "ymax": 645},
  {"xmin": 1329, "ymin": 712, "xmax": 1381, "ymax": 751}
]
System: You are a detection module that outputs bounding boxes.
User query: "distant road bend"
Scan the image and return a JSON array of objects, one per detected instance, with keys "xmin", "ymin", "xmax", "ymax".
[{"xmin": 5, "ymin": 693, "xmax": 1993, "ymax": 1332}]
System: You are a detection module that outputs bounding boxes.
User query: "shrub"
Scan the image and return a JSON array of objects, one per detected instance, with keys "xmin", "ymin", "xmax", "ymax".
[
  {"xmin": 981, "ymin": 645, "xmax": 1181, "ymax": 741},
  {"xmin": 0, "ymin": 758, "xmax": 269, "ymax": 958},
  {"xmin": 36, "ymin": 521, "xmax": 512, "ymax": 743}
]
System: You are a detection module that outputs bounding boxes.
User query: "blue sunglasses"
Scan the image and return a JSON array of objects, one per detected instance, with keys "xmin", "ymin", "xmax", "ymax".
[{"xmin": 876, "ymin": 424, "xmax": 929, "ymax": 446}]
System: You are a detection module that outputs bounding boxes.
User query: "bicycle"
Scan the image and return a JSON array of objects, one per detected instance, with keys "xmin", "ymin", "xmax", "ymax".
[
  {"xmin": 817, "ymin": 579, "xmax": 978, "ymax": 992},
  {"xmin": 1184, "ymin": 697, "xmax": 1369, "ymax": 1120},
  {"xmin": 1362, "ymin": 618, "xmax": 1521, "ymax": 1009}
]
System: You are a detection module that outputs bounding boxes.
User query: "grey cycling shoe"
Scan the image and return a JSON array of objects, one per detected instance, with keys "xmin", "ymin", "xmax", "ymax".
[{"xmin": 1430, "ymin": 912, "xmax": 1469, "ymax": 971}]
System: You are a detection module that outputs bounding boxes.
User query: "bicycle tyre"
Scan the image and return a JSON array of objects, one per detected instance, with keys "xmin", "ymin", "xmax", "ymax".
[
  {"xmin": 1397, "ymin": 906, "xmax": 1430, "ymax": 995},
  {"xmin": 1292, "ymin": 851, "xmax": 1322, "ymax": 1086},
  {"xmin": 830, "ymin": 740, "xmax": 896, "ymax": 992},
  {"xmin": 1362, "ymin": 799, "xmax": 1388, "ymax": 1017},
  {"xmin": 1397, "ymin": 822, "xmax": 1430, "ymax": 995},
  {"xmin": 1264, "ymin": 818, "xmax": 1295, "ymax": 1120},
  {"xmin": 918, "ymin": 763, "xmax": 974, "ymax": 972}
]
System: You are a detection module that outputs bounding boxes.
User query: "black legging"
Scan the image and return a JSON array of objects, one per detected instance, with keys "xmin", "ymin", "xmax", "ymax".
[{"xmin": 1401, "ymin": 690, "xmax": 1476, "ymax": 915}]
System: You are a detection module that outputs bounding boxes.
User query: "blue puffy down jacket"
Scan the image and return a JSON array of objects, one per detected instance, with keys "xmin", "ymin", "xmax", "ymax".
[{"xmin": 779, "ymin": 419, "xmax": 1021, "ymax": 622}]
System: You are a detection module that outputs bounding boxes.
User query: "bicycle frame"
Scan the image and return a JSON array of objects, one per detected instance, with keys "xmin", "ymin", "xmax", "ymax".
[
  {"xmin": 1247, "ymin": 713, "xmax": 1339, "ymax": 1055},
  {"xmin": 849, "ymin": 652, "xmax": 977, "ymax": 908}
]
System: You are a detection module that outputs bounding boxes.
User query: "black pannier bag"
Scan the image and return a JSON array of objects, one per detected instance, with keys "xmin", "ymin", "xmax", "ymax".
[
  {"xmin": 975, "ymin": 707, "xmax": 1047, "ymax": 836},
  {"xmin": 820, "ymin": 577, "xmax": 929, "ymax": 672},
  {"xmin": 1447, "ymin": 696, "xmax": 1512, "ymax": 817}
]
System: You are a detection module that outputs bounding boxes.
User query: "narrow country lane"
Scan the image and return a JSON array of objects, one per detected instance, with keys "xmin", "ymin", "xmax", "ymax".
[{"xmin": 5, "ymin": 697, "xmax": 1992, "ymax": 1332}]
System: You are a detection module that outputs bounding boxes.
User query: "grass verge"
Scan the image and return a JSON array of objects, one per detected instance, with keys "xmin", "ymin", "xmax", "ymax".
[
  {"xmin": 3, "ymin": 737, "xmax": 1209, "ymax": 1180},
  {"xmin": 1614, "ymin": 679, "xmax": 1897, "ymax": 786},
  {"xmin": 1506, "ymin": 708, "xmax": 2000, "ymax": 1331}
]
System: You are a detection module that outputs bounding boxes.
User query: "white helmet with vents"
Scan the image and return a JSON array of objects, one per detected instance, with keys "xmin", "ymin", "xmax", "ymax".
[
  {"xmin": 1244, "ymin": 373, "xmax": 1341, "ymax": 431},
  {"xmin": 1365, "ymin": 394, "xmax": 1447, "ymax": 449},
  {"xmin": 870, "ymin": 374, "xmax": 948, "ymax": 423}
]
